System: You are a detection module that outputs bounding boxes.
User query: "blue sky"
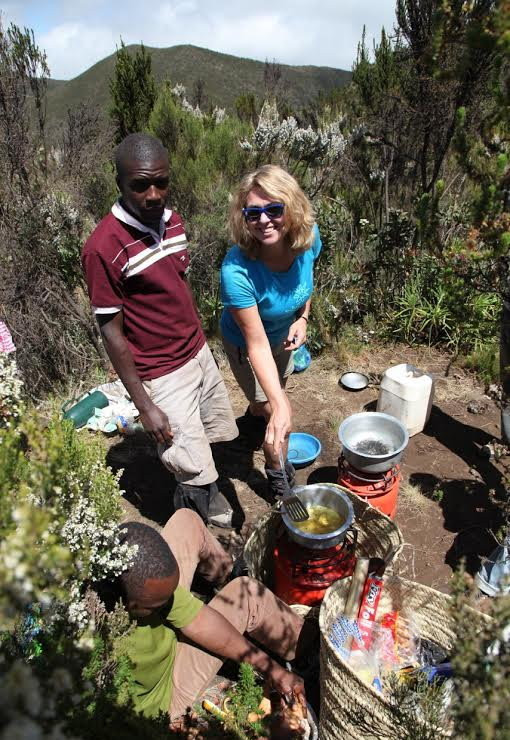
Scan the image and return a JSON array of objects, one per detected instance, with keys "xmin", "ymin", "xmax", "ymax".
[{"xmin": 2, "ymin": 1, "xmax": 397, "ymax": 80}]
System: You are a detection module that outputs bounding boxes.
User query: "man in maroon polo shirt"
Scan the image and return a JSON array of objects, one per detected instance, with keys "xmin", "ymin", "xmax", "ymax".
[{"xmin": 82, "ymin": 133, "xmax": 238, "ymax": 527}]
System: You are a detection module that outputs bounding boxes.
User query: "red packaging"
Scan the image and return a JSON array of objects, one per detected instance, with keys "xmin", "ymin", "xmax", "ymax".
[{"xmin": 357, "ymin": 575, "xmax": 384, "ymax": 649}]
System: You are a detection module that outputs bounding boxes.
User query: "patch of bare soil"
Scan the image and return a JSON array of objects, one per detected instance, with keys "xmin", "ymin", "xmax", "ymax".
[{"xmin": 107, "ymin": 341, "xmax": 506, "ymax": 595}]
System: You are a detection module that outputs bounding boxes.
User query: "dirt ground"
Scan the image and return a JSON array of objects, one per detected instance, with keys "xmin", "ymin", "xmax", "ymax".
[{"xmin": 108, "ymin": 340, "xmax": 506, "ymax": 596}]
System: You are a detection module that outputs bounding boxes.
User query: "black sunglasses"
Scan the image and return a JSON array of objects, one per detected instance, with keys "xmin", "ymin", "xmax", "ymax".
[
  {"xmin": 129, "ymin": 177, "xmax": 169, "ymax": 193},
  {"xmin": 242, "ymin": 203, "xmax": 285, "ymax": 222}
]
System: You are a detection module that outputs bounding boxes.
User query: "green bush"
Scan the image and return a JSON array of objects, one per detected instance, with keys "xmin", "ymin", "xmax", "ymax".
[{"xmin": 0, "ymin": 357, "xmax": 158, "ymax": 738}]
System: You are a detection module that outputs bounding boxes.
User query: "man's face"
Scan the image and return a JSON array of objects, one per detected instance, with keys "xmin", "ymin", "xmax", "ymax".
[
  {"xmin": 127, "ymin": 570, "xmax": 180, "ymax": 620},
  {"xmin": 118, "ymin": 156, "xmax": 170, "ymax": 227}
]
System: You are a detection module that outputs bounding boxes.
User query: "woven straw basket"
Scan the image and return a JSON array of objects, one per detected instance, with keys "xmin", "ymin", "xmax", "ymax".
[
  {"xmin": 319, "ymin": 575, "xmax": 474, "ymax": 739},
  {"xmin": 243, "ymin": 483, "xmax": 404, "ymax": 587}
]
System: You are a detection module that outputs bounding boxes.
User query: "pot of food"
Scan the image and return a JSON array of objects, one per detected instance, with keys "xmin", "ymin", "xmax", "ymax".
[
  {"xmin": 338, "ymin": 411, "xmax": 409, "ymax": 474},
  {"xmin": 282, "ymin": 484, "xmax": 355, "ymax": 550}
]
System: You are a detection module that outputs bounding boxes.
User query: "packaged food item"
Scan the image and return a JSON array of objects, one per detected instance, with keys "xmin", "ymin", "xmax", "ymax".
[{"xmin": 357, "ymin": 560, "xmax": 385, "ymax": 649}]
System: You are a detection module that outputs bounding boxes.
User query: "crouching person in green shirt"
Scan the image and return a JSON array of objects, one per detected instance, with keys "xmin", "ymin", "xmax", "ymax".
[{"xmin": 118, "ymin": 509, "xmax": 309, "ymax": 729}]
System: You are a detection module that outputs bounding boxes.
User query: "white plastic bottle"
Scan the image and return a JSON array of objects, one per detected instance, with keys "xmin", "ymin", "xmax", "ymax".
[{"xmin": 377, "ymin": 363, "xmax": 434, "ymax": 436}]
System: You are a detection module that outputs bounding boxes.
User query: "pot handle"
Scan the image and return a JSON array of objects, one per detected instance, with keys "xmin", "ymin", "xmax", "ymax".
[{"xmin": 348, "ymin": 526, "xmax": 358, "ymax": 551}]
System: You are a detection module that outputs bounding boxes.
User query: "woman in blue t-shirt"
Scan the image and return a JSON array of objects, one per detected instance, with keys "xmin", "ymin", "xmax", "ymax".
[{"xmin": 220, "ymin": 164, "xmax": 322, "ymax": 500}]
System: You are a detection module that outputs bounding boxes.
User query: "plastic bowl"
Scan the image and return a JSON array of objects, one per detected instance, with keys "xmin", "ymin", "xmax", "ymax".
[{"xmin": 287, "ymin": 432, "xmax": 322, "ymax": 467}]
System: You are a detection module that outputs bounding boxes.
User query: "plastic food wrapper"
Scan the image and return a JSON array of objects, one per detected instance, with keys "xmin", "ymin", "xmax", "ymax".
[
  {"xmin": 82, "ymin": 380, "xmax": 140, "ymax": 434},
  {"xmin": 371, "ymin": 612, "xmax": 420, "ymax": 674},
  {"xmin": 329, "ymin": 611, "xmax": 420, "ymax": 696}
]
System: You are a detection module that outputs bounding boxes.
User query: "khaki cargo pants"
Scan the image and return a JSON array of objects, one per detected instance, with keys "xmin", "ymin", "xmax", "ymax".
[
  {"xmin": 143, "ymin": 343, "xmax": 238, "ymax": 486},
  {"xmin": 163, "ymin": 510, "xmax": 304, "ymax": 720}
]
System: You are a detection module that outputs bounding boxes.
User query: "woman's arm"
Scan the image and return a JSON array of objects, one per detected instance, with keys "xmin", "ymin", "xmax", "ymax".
[
  {"xmin": 284, "ymin": 298, "xmax": 311, "ymax": 351},
  {"xmin": 229, "ymin": 306, "xmax": 292, "ymax": 453}
]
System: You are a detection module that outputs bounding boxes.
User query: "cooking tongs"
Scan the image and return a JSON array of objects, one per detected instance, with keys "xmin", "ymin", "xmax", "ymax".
[{"xmin": 277, "ymin": 447, "xmax": 309, "ymax": 522}]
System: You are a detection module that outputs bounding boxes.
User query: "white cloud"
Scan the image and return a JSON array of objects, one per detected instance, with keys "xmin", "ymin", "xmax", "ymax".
[
  {"xmin": 39, "ymin": 23, "xmax": 116, "ymax": 79},
  {"xmin": 29, "ymin": 0, "xmax": 397, "ymax": 79}
]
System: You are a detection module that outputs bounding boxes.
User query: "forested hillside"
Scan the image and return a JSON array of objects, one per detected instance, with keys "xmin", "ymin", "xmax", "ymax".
[{"xmin": 45, "ymin": 43, "xmax": 352, "ymax": 129}]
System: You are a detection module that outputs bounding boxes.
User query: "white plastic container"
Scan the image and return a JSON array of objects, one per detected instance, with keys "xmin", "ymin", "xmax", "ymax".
[{"xmin": 376, "ymin": 363, "xmax": 434, "ymax": 437}]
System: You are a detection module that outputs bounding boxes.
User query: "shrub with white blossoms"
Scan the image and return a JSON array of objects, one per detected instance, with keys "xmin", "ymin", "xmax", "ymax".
[
  {"xmin": 0, "ymin": 352, "xmax": 23, "ymax": 429},
  {"xmin": 240, "ymin": 99, "xmax": 347, "ymax": 167},
  {"xmin": 0, "ymin": 377, "xmax": 145, "ymax": 737},
  {"xmin": 171, "ymin": 82, "xmax": 203, "ymax": 119},
  {"xmin": 212, "ymin": 106, "xmax": 226, "ymax": 125}
]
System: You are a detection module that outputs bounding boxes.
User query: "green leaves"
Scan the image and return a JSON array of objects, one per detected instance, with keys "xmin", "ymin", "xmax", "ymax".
[{"xmin": 109, "ymin": 41, "xmax": 157, "ymax": 143}]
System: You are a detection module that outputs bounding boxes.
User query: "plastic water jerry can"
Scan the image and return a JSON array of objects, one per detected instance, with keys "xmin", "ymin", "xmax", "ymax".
[
  {"xmin": 62, "ymin": 390, "xmax": 109, "ymax": 429},
  {"xmin": 377, "ymin": 363, "xmax": 434, "ymax": 437}
]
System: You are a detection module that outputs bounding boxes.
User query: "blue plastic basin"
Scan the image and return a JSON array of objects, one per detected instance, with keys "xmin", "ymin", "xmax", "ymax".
[{"xmin": 287, "ymin": 432, "xmax": 322, "ymax": 467}]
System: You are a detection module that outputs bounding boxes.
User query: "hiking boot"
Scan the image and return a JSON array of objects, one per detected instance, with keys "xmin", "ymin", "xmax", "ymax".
[
  {"xmin": 285, "ymin": 460, "xmax": 296, "ymax": 488},
  {"xmin": 173, "ymin": 482, "xmax": 233, "ymax": 528},
  {"xmin": 207, "ymin": 482, "xmax": 234, "ymax": 529},
  {"xmin": 173, "ymin": 482, "xmax": 210, "ymax": 522},
  {"xmin": 265, "ymin": 461, "xmax": 296, "ymax": 503}
]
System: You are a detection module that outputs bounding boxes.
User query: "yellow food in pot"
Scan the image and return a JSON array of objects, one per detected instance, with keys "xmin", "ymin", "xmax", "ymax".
[{"xmin": 293, "ymin": 504, "xmax": 344, "ymax": 534}]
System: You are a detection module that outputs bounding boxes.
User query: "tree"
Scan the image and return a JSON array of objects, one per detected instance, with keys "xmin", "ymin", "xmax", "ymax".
[
  {"xmin": 235, "ymin": 92, "xmax": 259, "ymax": 126},
  {"xmin": 263, "ymin": 58, "xmax": 283, "ymax": 100},
  {"xmin": 0, "ymin": 21, "xmax": 49, "ymax": 195},
  {"xmin": 192, "ymin": 77, "xmax": 206, "ymax": 110},
  {"xmin": 351, "ymin": 1, "xmax": 500, "ymax": 235},
  {"xmin": 109, "ymin": 40, "xmax": 157, "ymax": 143}
]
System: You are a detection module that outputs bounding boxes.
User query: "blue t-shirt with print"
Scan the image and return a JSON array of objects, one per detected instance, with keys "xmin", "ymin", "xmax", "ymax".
[{"xmin": 220, "ymin": 224, "xmax": 322, "ymax": 348}]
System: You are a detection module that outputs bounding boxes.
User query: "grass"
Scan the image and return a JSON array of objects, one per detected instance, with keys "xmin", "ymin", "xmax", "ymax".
[
  {"xmin": 399, "ymin": 480, "xmax": 432, "ymax": 514},
  {"xmin": 460, "ymin": 341, "xmax": 499, "ymax": 387}
]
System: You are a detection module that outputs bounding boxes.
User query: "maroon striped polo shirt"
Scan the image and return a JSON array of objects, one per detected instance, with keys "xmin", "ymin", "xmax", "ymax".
[{"xmin": 82, "ymin": 202, "xmax": 205, "ymax": 380}]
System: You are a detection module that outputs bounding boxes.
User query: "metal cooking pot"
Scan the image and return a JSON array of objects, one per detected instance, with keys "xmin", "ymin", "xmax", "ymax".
[
  {"xmin": 282, "ymin": 484, "xmax": 355, "ymax": 550},
  {"xmin": 338, "ymin": 412, "xmax": 409, "ymax": 474}
]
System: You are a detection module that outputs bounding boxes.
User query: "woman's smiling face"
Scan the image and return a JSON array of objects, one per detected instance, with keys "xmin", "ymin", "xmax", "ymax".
[{"xmin": 245, "ymin": 187, "xmax": 287, "ymax": 248}]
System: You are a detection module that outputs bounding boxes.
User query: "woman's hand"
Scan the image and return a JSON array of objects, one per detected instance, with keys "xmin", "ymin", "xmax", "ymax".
[
  {"xmin": 265, "ymin": 395, "xmax": 292, "ymax": 455},
  {"xmin": 284, "ymin": 316, "xmax": 307, "ymax": 351}
]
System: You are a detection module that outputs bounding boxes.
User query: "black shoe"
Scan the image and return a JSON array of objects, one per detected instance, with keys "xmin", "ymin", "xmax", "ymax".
[
  {"xmin": 285, "ymin": 460, "xmax": 296, "ymax": 488},
  {"xmin": 207, "ymin": 482, "xmax": 234, "ymax": 529},
  {"xmin": 265, "ymin": 458, "xmax": 296, "ymax": 501},
  {"xmin": 173, "ymin": 482, "xmax": 233, "ymax": 528},
  {"xmin": 265, "ymin": 468, "xmax": 288, "ymax": 502},
  {"xmin": 173, "ymin": 482, "xmax": 210, "ymax": 522}
]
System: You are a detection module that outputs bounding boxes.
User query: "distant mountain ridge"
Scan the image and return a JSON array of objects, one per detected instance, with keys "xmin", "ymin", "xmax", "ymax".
[{"xmin": 46, "ymin": 44, "xmax": 352, "ymax": 128}]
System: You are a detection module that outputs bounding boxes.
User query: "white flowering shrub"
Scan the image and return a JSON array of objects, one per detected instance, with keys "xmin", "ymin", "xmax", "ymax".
[
  {"xmin": 212, "ymin": 106, "xmax": 226, "ymax": 124},
  {"xmin": 0, "ymin": 356, "xmax": 169, "ymax": 738},
  {"xmin": 0, "ymin": 353, "xmax": 23, "ymax": 429},
  {"xmin": 170, "ymin": 82, "xmax": 203, "ymax": 119},
  {"xmin": 240, "ymin": 99, "xmax": 347, "ymax": 167}
]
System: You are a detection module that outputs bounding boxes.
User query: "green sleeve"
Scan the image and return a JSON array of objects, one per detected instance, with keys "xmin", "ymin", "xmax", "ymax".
[{"xmin": 166, "ymin": 585, "xmax": 203, "ymax": 629}]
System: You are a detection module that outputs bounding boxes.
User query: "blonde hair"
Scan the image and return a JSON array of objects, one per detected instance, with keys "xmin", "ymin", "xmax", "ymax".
[{"xmin": 229, "ymin": 165, "xmax": 315, "ymax": 258}]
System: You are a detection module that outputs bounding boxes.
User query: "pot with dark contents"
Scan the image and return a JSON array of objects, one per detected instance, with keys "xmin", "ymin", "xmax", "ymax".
[{"xmin": 338, "ymin": 412, "xmax": 409, "ymax": 473}]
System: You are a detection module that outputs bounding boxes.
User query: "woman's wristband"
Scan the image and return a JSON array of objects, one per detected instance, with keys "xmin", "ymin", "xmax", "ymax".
[{"xmin": 298, "ymin": 315, "xmax": 308, "ymax": 323}]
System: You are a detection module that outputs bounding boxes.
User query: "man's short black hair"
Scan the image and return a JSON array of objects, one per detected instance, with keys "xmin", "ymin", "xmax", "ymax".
[
  {"xmin": 119, "ymin": 521, "xmax": 178, "ymax": 600},
  {"xmin": 115, "ymin": 133, "xmax": 168, "ymax": 178}
]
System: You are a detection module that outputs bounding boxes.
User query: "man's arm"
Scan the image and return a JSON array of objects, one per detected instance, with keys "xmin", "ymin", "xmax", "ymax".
[
  {"xmin": 97, "ymin": 312, "xmax": 173, "ymax": 445},
  {"xmin": 180, "ymin": 603, "xmax": 305, "ymax": 704}
]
